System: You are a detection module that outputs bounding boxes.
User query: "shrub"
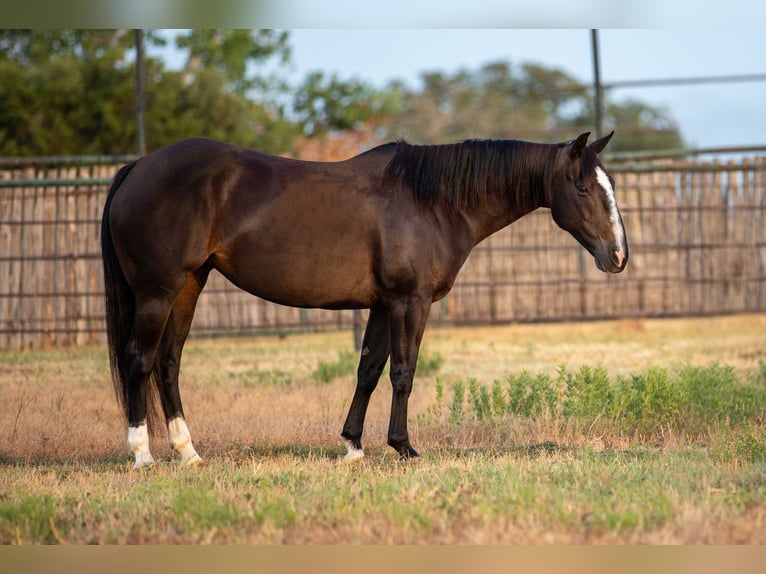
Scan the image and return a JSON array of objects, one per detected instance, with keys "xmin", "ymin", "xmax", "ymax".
[{"xmin": 428, "ymin": 363, "xmax": 766, "ymax": 440}]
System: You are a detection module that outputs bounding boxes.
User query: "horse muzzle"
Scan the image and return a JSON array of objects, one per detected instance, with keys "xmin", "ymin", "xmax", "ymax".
[{"xmin": 594, "ymin": 244, "xmax": 628, "ymax": 274}]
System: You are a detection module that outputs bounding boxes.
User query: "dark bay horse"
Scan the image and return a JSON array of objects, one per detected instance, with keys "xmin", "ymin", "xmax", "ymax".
[{"xmin": 101, "ymin": 131, "xmax": 627, "ymax": 468}]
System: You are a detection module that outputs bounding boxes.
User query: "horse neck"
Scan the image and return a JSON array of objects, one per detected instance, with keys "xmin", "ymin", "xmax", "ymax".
[{"xmin": 463, "ymin": 142, "xmax": 554, "ymax": 244}]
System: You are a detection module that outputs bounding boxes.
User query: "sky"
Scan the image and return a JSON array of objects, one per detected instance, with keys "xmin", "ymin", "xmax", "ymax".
[{"xmin": 283, "ymin": 29, "xmax": 766, "ymax": 150}]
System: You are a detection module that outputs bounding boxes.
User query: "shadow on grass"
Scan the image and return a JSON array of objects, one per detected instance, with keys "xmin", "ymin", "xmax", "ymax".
[
  {"xmin": 222, "ymin": 440, "xmax": 578, "ymax": 461},
  {"xmin": 0, "ymin": 451, "xmax": 128, "ymax": 470}
]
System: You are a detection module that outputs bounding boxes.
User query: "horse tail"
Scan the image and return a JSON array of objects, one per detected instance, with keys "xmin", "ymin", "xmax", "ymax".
[{"xmin": 101, "ymin": 160, "xmax": 152, "ymax": 430}]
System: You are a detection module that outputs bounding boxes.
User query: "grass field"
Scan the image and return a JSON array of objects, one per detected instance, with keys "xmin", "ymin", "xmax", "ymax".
[{"xmin": 1, "ymin": 314, "xmax": 765, "ymax": 544}]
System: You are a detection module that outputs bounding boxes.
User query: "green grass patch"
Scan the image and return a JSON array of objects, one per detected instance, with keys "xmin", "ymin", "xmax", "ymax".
[
  {"xmin": 240, "ymin": 367, "xmax": 292, "ymax": 387},
  {"xmin": 2, "ymin": 440, "xmax": 766, "ymax": 543},
  {"xmin": 710, "ymin": 423, "xmax": 766, "ymax": 464},
  {"xmin": 0, "ymin": 494, "xmax": 61, "ymax": 544},
  {"xmin": 311, "ymin": 350, "xmax": 358, "ymax": 383},
  {"xmin": 170, "ymin": 484, "xmax": 241, "ymax": 533}
]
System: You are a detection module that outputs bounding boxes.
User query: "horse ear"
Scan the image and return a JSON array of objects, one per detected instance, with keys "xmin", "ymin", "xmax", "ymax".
[
  {"xmin": 589, "ymin": 131, "xmax": 615, "ymax": 154},
  {"xmin": 569, "ymin": 132, "xmax": 591, "ymax": 158}
]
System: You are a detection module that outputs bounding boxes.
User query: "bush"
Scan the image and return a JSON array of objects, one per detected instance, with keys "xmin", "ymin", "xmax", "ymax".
[{"xmin": 431, "ymin": 363, "xmax": 766, "ymax": 439}]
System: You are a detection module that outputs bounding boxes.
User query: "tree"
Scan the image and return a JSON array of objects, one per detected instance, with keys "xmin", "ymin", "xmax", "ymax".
[
  {"xmin": 0, "ymin": 30, "xmax": 142, "ymax": 154},
  {"xmin": 292, "ymin": 71, "xmax": 402, "ymax": 137},
  {"xmin": 604, "ymin": 100, "xmax": 683, "ymax": 151},
  {"xmin": 0, "ymin": 30, "xmax": 300, "ymax": 155},
  {"xmin": 0, "ymin": 29, "xmax": 149, "ymax": 66},
  {"xmin": 174, "ymin": 29, "xmax": 290, "ymax": 96},
  {"xmin": 381, "ymin": 60, "xmax": 684, "ymax": 151},
  {"xmin": 0, "ymin": 29, "xmax": 398, "ymax": 156},
  {"xmin": 144, "ymin": 64, "xmax": 298, "ymax": 154}
]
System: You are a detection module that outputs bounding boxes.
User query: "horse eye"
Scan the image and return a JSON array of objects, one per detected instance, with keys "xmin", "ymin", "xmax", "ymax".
[{"xmin": 575, "ymin": 183, "xmax": 588, "ymax": 195}]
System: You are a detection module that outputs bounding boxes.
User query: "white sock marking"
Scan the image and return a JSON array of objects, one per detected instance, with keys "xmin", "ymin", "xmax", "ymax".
[
  {"xmin": 595, "ymin": 166, "xmax": 626, "ymax": 263},
  {"xmin": 127, "ymin": 422, "xmax": 155, "ymax": 469},
  {"xmin": 168, "ymin": 416, "xmax": 202, "ymax": 466},
  {"xmin": 343, "ymin": 439, "xmax": 365, "ymax": 462}
]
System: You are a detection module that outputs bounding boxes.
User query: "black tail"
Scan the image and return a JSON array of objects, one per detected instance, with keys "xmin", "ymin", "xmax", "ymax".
[{"xmin": 101, "ymin": 161, "xmax": 163, "ymax": 434}]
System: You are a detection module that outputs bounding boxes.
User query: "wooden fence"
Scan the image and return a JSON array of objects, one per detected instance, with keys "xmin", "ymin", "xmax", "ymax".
[{"xmin": 1, "ymin": 152, "xmax": 765, "ymax": 350}]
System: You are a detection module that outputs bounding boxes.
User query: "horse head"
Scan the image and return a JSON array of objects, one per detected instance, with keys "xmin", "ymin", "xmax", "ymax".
[{"xmin": 550, "ymin": 131, "xmax": 628, "ymax": 274}]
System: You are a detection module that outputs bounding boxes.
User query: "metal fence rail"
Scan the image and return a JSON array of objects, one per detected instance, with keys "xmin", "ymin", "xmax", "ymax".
[{"xmin": 1, "ymin": 151, "xmax": 765, "ymax": 349}]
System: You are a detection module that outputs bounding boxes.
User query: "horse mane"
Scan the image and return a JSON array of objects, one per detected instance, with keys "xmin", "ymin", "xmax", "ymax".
[{"xmin": 382, "ymin": 138, "xmax": 562, "ymax": 211}]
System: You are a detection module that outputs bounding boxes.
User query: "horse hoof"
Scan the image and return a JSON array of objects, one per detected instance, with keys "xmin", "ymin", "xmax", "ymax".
[
  {"xmin": 181, "ymin": 453, "xmax": 204, "ymax": 467},
  {"xmin": 132, "ymin": 456, "xmax": 155, "ymax": 470},
  {"xmin": 343, "ymin": 439, "xmax": 365, "ymax": 462},
  {"xmin": 344, "ymin": 451, "xmax": 365, "ymax": 463},
  {"xmin": 398, "ymin": 444, "xmax": 420, "ymax": 460}
]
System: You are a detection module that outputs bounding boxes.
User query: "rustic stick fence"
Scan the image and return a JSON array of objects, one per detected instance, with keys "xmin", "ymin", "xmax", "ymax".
[{"xmin": 1, "ymin": 151, "xmax": 765, "ymax": 350}]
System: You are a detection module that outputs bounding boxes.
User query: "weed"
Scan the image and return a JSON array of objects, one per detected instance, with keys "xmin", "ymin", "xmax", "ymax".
[
  {"xmin": 449, "ymin": 380, "xmax": 465, "ymax": 425},
  {"xmin": 491, "ymin": 379, "xmax": 506, "ymax": 418},
  {"xmin": 506, "ymin": 370, "xmax": 557, "ymax": 417},
  {"xmin": 562, "ymin": 364, "xmax": 612, "ymax": 422},
  {"xmin": 468, "ymin": 378, "xmax": 493, "ymax": 422},
  {"xmin": 417, "ymin": 377, "xmax": 445, "ymax": 428}
]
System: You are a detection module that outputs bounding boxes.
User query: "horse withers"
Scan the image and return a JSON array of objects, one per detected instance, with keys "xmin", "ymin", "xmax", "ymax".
[{"xmin": 101, "ymin": 131, "xmax": 627, "ymax": 468}]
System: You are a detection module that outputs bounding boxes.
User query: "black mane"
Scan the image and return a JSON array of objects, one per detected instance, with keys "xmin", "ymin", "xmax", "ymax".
[{"xmin": 383, "ymin": 139, "xmax": 562, "ymax": 211}]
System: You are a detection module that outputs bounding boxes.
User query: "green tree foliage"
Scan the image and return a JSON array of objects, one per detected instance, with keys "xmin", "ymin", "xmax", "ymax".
[
  {"xmin": 293, "ymin": 71, "xmax": 402, "ymax": 136},
  {"xmin": 601, "ymin": 100, "xmax": 683, "ymax": 151},
  {"xmin": 0, "ymin": 30, "xmax": 302, "ymax": 156},
  {"xmin": 383, "ymin": 60, "xmax": 683, "ymax": 151},
  {"xmin": 0, "ymin": 29, "xmax": 397, "ymax": 156},
  {"xmin": 174, "ymin": 29, "xmax": 290, "ymax": 96},
  {"xmin": 0, "ymin": 30, "xmax": 140, "ymax": 154}
]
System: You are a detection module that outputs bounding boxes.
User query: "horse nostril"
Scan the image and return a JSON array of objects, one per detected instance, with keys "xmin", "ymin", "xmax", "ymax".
[{"xmin": 611, "ymin": 248, "xmax": 625, "ymax": 268}]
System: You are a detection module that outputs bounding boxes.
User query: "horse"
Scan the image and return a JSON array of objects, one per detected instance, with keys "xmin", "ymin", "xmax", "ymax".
[{"xmin": 101, "ymin": 131, "xmax": 627, "ymax": 469}]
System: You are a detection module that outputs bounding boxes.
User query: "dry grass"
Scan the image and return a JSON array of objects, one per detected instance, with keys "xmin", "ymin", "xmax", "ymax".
[{"xmin": 1, "ymin": 314, "xmax": 765, "ymax": 544}]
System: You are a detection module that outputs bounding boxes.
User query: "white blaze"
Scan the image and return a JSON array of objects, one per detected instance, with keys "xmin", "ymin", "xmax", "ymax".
[
  {"xmin": 127, "ymin": 422, "xmax": 155, "ymax": 469},
  {"xmin": 595, "ymin": 166, "xmax": 626, "ymax": 264}
]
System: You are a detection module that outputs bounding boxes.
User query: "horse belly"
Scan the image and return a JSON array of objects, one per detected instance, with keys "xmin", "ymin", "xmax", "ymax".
[{"xmin": 216, "ymin": 237, "xmax": 378, "ymax": 310}]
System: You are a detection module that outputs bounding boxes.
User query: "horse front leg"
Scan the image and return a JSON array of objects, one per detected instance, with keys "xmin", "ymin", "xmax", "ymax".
[
  {"xmin": 341, "ymin": 307, "xmax": 390, "ymax": 461},
  {"xmin": 386, "ymin": 295, "xmax": 431, "ymax": 459}
]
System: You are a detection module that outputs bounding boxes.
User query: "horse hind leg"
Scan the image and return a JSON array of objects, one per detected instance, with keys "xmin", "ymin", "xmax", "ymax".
[
  {"xmin": 124, "ymin": 294, "xmax": 176, "ymax": 469},
  {"xmin": 155, "ymin": 268, "xmax": 209, "ymax": 466}
]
